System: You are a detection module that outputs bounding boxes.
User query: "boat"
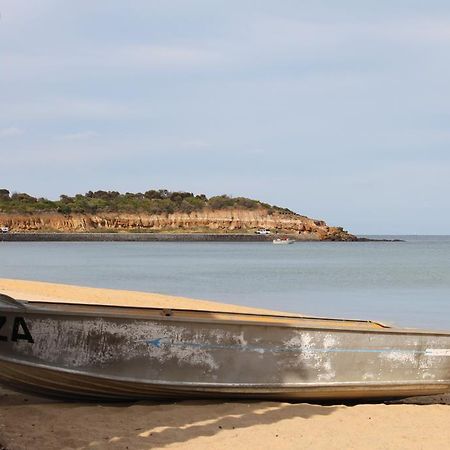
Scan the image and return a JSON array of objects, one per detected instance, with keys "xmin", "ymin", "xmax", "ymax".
[
  {"xmin": 0, "ymin": 284, "xmax": 450, "ymax": 401},
  {"xmin": 273, "ymin": 237, "xmax": 295, "ymax": 244}
]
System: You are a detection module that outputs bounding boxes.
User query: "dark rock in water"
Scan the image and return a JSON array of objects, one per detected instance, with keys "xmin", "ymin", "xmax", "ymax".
[{"xmin": 356, "ymin": 237, "xmax": 405, "ymax": 242}]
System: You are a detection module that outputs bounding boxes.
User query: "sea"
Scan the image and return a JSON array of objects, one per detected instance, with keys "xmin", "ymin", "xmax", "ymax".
[{"xmin": 1, "ymin": 236, "xmax": 449, "ymax": 330}]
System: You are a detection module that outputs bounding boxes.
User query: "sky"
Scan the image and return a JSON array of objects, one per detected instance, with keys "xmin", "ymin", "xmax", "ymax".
[{"xmin": 1, "ymin": 1, "xmax": 450, "ymax": 234}]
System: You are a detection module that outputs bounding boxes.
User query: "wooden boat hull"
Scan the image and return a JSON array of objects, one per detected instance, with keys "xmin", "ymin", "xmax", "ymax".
[{"xmin": 1, "ymin": 298, "xmax": 450, "ymax": 400}]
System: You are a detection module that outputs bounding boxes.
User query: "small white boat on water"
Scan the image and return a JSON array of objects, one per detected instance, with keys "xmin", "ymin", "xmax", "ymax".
[{"xmin": 273, "ymin": 238, "xmax": 295, "ymax": 245}]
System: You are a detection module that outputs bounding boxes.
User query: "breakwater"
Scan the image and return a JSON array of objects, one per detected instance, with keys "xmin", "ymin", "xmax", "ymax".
[
  {"xmin": 0, "ymin": 233, "xmax": 273, "ymax": 242},
  {"xmin": 0, "ymin": 233, "xmax": 401, "ymax": 242}
]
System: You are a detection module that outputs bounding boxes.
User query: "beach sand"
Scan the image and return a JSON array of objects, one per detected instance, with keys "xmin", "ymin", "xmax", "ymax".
[
  {"xmin": 0, "ymin": 278, "xmax": 291, "ymax": 316},
  {"xmin": 0, "ymin": 278, "xmax": 449, "ymax": 449},
  {"xmin": 0, "ymin": 386, "xmax": 449, "ymax": 450}
]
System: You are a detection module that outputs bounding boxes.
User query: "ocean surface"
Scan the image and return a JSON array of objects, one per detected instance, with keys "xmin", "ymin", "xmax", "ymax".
[{"xmin": 0, "ymin": 236, "xmax": 449, "ymax": 330}]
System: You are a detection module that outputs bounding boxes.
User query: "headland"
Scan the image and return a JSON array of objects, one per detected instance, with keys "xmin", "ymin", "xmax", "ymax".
[{"xmin": 0, "ymin": 189, "xmax": 356, "ymax": 241}]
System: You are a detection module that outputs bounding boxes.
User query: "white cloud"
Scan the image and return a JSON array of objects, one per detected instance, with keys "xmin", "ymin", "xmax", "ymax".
[
  {"xmin": 375, "ymin": 18, "xmax": 450, "ymax": 44},
  {"xmin": 0, "ymin": 44, "xmax": 222, "ymax": 83},
  {"xmin": 252, "ymin": 15, "xmax": 450, "ymax": 46},
  {"xmin": 56, "ymin": 131, "xmax": 99, "ymax": 141},
  {"xmin": 178, "ymin": 139, "xmax": 211, "ymax": 151},
  {"xmin": 0, "ymin": 127, "xmax": 24, "ymax": 138},
  {"xmin": 3, "ymin": 14, "xmax": 450, "ymax": 88},
  {"xmin": 0, "ymin": 98, "xmax": 148, "ymax": 121},
  {"xmin": 112, "ymin": 44, "xmax": 221, "ymax": 69},
  {"xmin": 0, "ymin": 0, "xmax": 58, "ymax": 26}
]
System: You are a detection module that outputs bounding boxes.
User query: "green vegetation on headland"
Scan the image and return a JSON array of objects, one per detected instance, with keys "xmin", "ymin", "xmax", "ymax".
[{"xmin": 0, "ymin": 189, "xmax": 295, "ymax": 215}]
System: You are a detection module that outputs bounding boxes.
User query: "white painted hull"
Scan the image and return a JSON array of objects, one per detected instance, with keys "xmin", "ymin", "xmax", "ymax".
[{"xmin": 273, "ymin": 239, "xmax": 295, "ymax": 245}]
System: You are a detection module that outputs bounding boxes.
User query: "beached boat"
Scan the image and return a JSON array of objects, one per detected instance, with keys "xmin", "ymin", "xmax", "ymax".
[
  {"xmin": 0, "ymin": 286, "xmax": 449, "ymax": 401},
  {"xmin": 273, "ymin": 238, "xmax": 295, "ymax": 244}
]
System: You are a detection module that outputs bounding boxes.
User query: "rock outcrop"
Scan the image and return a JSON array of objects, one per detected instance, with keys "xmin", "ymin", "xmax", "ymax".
[{"xmin": 0, "ymin": 209, "xmax": 356, "ymax": 241}]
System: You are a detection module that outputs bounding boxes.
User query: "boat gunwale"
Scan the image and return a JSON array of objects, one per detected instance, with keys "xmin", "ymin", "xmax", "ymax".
[
  {"xmin": 2, "ymin": 300, "xmax": 450, "ymax": 336},
  {"xmin": 2, "ymin": 296, "xmax": 389, "ymax": 328}
]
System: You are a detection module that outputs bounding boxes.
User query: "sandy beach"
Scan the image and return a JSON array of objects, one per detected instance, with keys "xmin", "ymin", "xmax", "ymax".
[
  {"xmin": 0, "ymin": 386, "xmax": 449, "ymax": 450},
  {"xmin": 1, "ymin": 279, "xmax": 450, "ymax": 449},
  {"xmin": 0, "ymin": 278, "xmax": 290, "ymax": 316}
]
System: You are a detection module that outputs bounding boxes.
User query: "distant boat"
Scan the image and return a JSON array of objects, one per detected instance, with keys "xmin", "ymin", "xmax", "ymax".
[{"xmin": 273, "ymin": 238, "xmax": 295, "ymax": 245}]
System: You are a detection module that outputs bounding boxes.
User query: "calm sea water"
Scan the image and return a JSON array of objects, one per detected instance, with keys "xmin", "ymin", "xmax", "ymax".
[{"xmin": 1, "ymin": 236, "xmax": 449, "ymax": 330}]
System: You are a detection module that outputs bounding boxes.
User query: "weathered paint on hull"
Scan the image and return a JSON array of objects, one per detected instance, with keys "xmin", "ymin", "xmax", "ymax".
[
  {"xmin": 1, "ymin": 300, "xmax": 450, "ymax": 400},
  {"xmin": 0, "ymin": 360, "xmax": 448, "ymax": 401}
]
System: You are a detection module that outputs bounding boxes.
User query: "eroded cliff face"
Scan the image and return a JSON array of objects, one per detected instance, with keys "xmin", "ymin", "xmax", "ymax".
[{"xmin": 0, "ymin": 209, "xmax": 356, "ymax": 241}]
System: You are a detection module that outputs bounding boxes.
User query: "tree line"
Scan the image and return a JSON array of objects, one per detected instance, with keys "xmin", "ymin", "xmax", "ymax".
[{"xmin": 0, "ymin": 189, "xmax": 294, "ymax": 215}]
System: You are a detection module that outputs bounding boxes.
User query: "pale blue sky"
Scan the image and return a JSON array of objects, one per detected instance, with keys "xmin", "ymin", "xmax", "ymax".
[{"xmin": 1, "ymin": 1, "xmax": 450, "ymax": 234}]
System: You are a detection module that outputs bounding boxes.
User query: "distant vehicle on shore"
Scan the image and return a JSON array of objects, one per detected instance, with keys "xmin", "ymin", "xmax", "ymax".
[
  {"xmin": 0, "ymin": 226, "xmax": 9, "ymax": 234},
  {"xmin": 255, "ymin": 228, "xmax": 271, "ymax": 235}
]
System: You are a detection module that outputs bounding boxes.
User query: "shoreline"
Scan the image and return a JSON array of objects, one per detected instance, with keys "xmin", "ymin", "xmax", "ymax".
[{"xmin": 0, "ymin": 232, "xmax": 402, "ymax": 242}]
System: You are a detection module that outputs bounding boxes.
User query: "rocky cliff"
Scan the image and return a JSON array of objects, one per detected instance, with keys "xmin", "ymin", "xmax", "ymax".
[{"xmin": 0, "ymin": 209, "xmax": 356, "ymax": 241}]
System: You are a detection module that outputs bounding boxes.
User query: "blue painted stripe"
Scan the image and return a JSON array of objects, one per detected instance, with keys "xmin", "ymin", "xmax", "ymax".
[{"xmin": 145, "ymin": 338, "xmax": 432, "ymax": 355}]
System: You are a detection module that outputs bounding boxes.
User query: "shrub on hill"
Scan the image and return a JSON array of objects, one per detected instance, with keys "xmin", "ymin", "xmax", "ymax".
[{"xmin": 0, "ymin": 189, "xmax": 296, "ymax": 216}]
